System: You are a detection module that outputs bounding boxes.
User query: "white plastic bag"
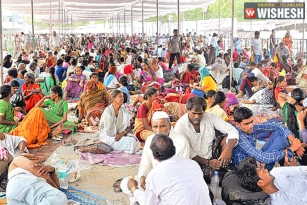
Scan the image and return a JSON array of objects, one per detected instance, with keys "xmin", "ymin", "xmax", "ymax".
[{"xmin": 66, "ymin": 160, "xmax": 91, "ymax": 183}]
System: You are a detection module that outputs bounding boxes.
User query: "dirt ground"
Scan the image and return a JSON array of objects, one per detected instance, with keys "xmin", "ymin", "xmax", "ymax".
[{"xmin": 30, "ymin": 132, "xmax": 138, "ymax": 205}]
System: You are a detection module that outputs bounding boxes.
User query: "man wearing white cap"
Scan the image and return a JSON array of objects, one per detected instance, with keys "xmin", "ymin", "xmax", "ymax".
[{"xmin": 138, "ymin": 111, "xmax": 190, "ymax": 190}]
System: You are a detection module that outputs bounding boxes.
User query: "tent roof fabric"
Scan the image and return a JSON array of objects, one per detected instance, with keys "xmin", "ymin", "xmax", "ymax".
[{"xmin": 3, "ymin": 0, "xmax": 215, "ymax": 23}]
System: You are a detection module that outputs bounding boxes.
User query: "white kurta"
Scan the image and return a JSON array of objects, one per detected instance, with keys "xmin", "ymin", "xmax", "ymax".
[
  {"xmin": 174, "ymin": 112, "xmax": 239, "ymax": 159},
  {"xmin": 138, "ymin": 128, "xmax": 190, "ymax": 179},
  {"xmin": 133, "ymin": 156, "xmax": 211, "ymax": 205}
]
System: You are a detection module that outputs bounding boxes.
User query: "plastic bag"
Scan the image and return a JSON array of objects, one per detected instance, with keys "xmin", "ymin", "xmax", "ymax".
[{"xmin": 66, "ymin": 160, "xmax": 91, "ymax": 183}]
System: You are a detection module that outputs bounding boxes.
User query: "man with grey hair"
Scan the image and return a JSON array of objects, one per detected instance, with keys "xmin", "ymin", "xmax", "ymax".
[
  {"xmin": 26, "ymin": 61, "xmax": 39, "ymax": 78},
  {"xmin": 276, "ymin": 41, "xmax": 290, "ymax": 63},
  {"xmin": 17, "ymin": 63, "xmax": 26, "ymax": 72},
  {"xmin": 138, "ymin": 111, "xmax": 190, "ymax": 190}
]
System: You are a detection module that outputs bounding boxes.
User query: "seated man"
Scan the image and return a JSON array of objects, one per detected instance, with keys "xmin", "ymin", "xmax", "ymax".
[
  {"xmin": 0, "ymin": 132, "xmax": 28, "ymax": 158},
  {"xmin": 232, "ymin": 107, "xmax": 304, "ymax": 170},
  {"xmin": 128, "ymin": 133, "xmax": 211, "ymax": 205},
  {"xmin": 237, "ymin": 156, "xmax": 307, "ymax": 205},
  {"xmin": 138, "ymin": 111, "xmax": 190, "ymax": 190},
  {"xmin": 6, "ymin": 153, "xmax": 68, "ymax": 205},
  {"xmin": 174, "ymin": 96, "xmax": 239, "ymax": 171}
]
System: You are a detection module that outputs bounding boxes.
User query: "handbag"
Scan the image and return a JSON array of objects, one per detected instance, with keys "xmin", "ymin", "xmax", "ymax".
[
  {"xmin": 74, "ymin": 139, "xmax": 112, "ymax": 154},
  {"xmin": 191, "ymin": 88, "xmax": 206, "ymax": 97},
  {"xmin": 222, "ymin": 171, "xmax": 270, "ymax": 205}
]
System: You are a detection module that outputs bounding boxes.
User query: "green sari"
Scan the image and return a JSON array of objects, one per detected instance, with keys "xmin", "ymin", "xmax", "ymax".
[
  {"xmin": 42, "ymin": 99, "xmax": 76, "ymax": 133},
  {"xmin": 40, "ymin": 75, "xmax": 59, "ymax": 96},
  {"xmin": 0, "ymin": 100, "xmax": 17, "ymax": 133}
]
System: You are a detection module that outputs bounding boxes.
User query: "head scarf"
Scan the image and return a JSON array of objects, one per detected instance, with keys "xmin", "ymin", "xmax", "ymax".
[
  {"xmin": 85, "ymin": 80, "xmax": 98, "ymax": 92},
  {"xmin": 199, "ymin": 67, "xmax": 210, "ymax": 83},
  {"xmin": 108, "ymin": 65, "xmax": 117, "ymax": 75},
  {"xmin": 25, "ymin": 72, "xmax": 35, "ymax": 83},
  {"xmin": 224, "ymin": 93, "xmax": 239, "ymax": 116}
]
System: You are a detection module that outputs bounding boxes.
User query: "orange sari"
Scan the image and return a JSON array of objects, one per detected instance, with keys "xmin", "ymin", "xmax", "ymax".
[
  {"xmin": 22, "ymin": 83, "xmax": 43, "ymax": 112},
  {"xmin": 284, "ymin": 37, "xmax": 292, "ymax": 56},
  {"xmin": 10, "ymin": 107, "xmax": 50, "ymax": 148}
]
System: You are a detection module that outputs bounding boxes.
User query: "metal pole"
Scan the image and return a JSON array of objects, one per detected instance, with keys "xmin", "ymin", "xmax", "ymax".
[
  {"xmin": 124, "ymin": 9, "xmax": 126, "ymax": 35},
  {"xmin": 0, "ymin": 0, "xmax": 3, "ymax": 85},
  {"xmin": 62, "ymin": 7, "xmax": 64, "ymax": 39},
  {"xmin": 196, "ymin": 10, "xmax": 198, "ymax": 34},
  {"xmin": 142, "ymin": 0, "xmax": 144, "ymax": 43},
  {"xmin": 50, "ymin": 0, "xmax": 52, "ymax": 36},
  {"xmin": 58, "ymin": 0, "xmax": 60, "ymax": 36},
  {"xmin": 31, "ymin": 0, "xmax": 35, "ymax": 51},
  {"xmin": 156, "ymin": 0, "xmax": 158, "ymax": 36},
  {"xmin": 229, "ymin": 0, "xmax": 234, "ymax": 88},
  {"xmin": 177, "ymin": 0, "xmax": 179, "ymax": 31},
  {"xmin": 218, "ymin": 0, "xmax": 220, "ymax": 36},
  {"xmin": 66, "ymin": 12, "xmax": 68, "ymax": 34},
  {"xmin": 131, "ymin": 7, "xmax": 133, "ymax": 36}
]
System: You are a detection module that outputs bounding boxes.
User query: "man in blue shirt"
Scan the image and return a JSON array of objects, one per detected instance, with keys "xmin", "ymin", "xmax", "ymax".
[
  {"xmin": 237, "ymin": 156, "xmax": 307, "ymax": 205},
  {"xmin": 232, "ymin": 107, "xmax": 304, "ymax": 170},
  {"xmin": 7, "ymin": 68, "xmax": 24, "ymax": 93}
]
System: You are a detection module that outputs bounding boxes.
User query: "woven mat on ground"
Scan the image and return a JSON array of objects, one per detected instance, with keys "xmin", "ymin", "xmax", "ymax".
[
  {"xmin": 80, "ymin": 151, "xmax": 141, "ymax": 167},
  {"xmin": 61, "ymin": 186, "xmax": 113, "ymax": 205}
]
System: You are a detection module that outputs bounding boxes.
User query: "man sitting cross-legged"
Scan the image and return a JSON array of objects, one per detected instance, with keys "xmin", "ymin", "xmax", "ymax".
[
  {"xmin": 237, "ymin": 156, "xmax": 307, "ymax": 205},
  {"xmin": 232, "ymin": 107, "xmax": 304, "ymax": 170},
  {"xmin": 174, "ymin": 96, "xmax": 239, "ymax": 172},
  {"xmin": 138, "ymin": 111, "xmax": 190, "ymax": 190},
  {"xmin": 128, "ymin": 133, "xmax": 211, "ymax": 205}
]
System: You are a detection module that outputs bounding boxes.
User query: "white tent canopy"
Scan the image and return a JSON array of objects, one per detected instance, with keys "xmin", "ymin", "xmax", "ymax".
[{"xmin": 3, "ymin": 0, "xmax": 216, "ymax": 23}]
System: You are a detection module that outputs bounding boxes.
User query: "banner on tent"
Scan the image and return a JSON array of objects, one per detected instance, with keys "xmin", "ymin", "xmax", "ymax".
[{"xmin": 244, "ymin": 2, "xmax": 305, "ymax": 19}]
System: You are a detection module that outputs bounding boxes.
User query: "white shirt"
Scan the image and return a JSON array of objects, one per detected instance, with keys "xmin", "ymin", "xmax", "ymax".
[
  {"xmin": 134, "ymin": 156, "xmax": 211, "ymax": 205},
  {"xmin": 174, "ymin": 112, "xmax": 239, "ymax": 159},
  {"xmin": 155, "ymin": 65, "xmax": 164, "ymax": 78},
  {"xmin": 51, "ymin": 35, "xmax": 60, "ymax": 47},
  {"xmin": 126, "ymin": 54, "xmax": 132, "ymax": 65},
  {"xmin": 82, "ymin": 70, "xmax": 92, "ymax": 80},
  {"xmin": 210, "ymin": 36, "xmax": 218, "ymax": 48},
  {"xmin": 252, "ymin": 68, "xmax": 270, "ymax": 84},
  {"xmin": 0, "ymin": 134, "xmax": 28, "ymax": 158},
  {"xmin": 133, "ymin": 68, "xmax": 141, "ymax": 78},
  {"xmin": 269, "ymin": 166, "xmax": 307, "ymax": 205},
  {"xmin": 107, "ymin": 77, "xmax": 119, "ymax": 89},
  {"xmin": 117, "ymin": 64, "xmax": 125, "ymax": 74},
  {"xmin": 251, "ymin": 37, "xmax": 262, "ymax": 55},
  {"xmin": 138, "ymin": 128, "xmax": 190, "ymax": 179}
]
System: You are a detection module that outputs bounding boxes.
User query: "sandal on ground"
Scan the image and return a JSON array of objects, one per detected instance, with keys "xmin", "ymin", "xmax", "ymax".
[
  {"xmin": 52, "ymin": 134, "xmax": 63, "ymax": 141},
  {"xmin": 113, "ymin": 178, "xmax": 123, "ymax": 192}
]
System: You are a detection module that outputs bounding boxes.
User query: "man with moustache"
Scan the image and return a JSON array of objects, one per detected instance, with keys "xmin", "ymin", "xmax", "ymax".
[{"xmin": 174, "ymin": 97, "xmax": 239, "ymax": 171}]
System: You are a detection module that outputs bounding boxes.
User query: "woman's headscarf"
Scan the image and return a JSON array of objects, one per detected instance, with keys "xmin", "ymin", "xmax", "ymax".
[
  {"xmin": 199, "ymin": 67, "xmax": 210, "ymax": 83},
  {"xmin": 25, "ymin": 72, "xmax": 35, "ymax": 83},
  {"xmin": 224, "ymin": 93, "xmax": 239, "ymax": 116},
  {"xmin": 85, "ymin": 80, "xmax": 98, "ymax": 92}
]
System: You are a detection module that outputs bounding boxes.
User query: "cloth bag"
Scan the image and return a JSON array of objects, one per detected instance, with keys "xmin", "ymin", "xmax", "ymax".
[{"xmin": 74, "ymin": 139, "xmax": 112, "ymax": 154}]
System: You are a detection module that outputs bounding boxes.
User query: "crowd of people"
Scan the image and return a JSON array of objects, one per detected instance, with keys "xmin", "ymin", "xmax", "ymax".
[{"xmin": 0, "ymin": 27, "xmax": 307, "ymax": 205}]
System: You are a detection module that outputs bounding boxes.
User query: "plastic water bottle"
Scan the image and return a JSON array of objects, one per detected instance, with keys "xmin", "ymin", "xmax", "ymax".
[
  {"xmin": 210, "ymin": 171, "xmax": 220, "ymax": 203},
  {"xmin": 50, "ymin": 152, "xmax": 60, "ymax": 168},
  {"xmin": 58, "ymin": 160, "xmax": 68, "ymax": 189}
]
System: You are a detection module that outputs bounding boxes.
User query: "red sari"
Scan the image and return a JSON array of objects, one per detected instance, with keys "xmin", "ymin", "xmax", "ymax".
[{"xmin": 22, "ymin": 83, "xmax": 43, "ymax": 112}]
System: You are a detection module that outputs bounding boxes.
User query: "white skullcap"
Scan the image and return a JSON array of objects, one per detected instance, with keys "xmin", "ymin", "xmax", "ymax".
[
  {"xmin": 303, "ymin": 98, "xmax": 307, "ymax": 107},
  {"xmin": 152, "ymin": 111, "xmax": 170, "ymax": 120}
]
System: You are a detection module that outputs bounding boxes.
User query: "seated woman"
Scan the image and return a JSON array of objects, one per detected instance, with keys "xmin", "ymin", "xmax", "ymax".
[
  {"xmin": 36, "ymin": 86, "xmax": 77, "ymax": 136},
  {"xmin": 224, "ymin": 93, "xmax": 240, "ymax": 122},
  {"xmin": 0, "ymin": 85, "xmax": 20, "ymax": 133},
  {"xmin": 63, "ymin": 66, "xmax": 87, "ymax": 100},
  {"xmin": 89, "ymin": 73, "xmax": 105, "ymax": 91},
  {"xmin": 103, "ymin": 65, "xmax": 119, "ymax": 90},
  {"xmin": 134, "ymin": 87, "xmax": 160, "ymax": 142},
  {"xmin": 3, "ymin": 54, "xmax": 13, "ymax": 69},
  {"xmin": 9, "ymin": 80, "xmax": 26, "ymax": 115},
  {"xmin": 36, "ymin": 67, "xmax": 59, "ymax": 96},
  {"xmin": 191, "ymin": 66, "xmax": 217, "ymax": 97},
  {"xmin": 180, "ymin": 64, "xmax": 200, "ymax": 84},
  {"xmin": 78, "ymin": 81, "xmax": 109, "ymax": 126},
  {"xmin": 99, "ymin": 90, "xmax": 140, "ymax": 154},
  {"xmin": 150, "ymin": 57, "xmax": 164, "ymax": 85},
  {"xmin": 241, "ymin": 85, "xmax": 274, "ymax": 105},
  {"xmin": 140, "ymin": 60, "xmax": 157, "ymax": 85},
  {"xmin": 205, "ymin": 90, "xmax": 216, "ymax": 110},
  {"xmin": 206, "ymin": 91, "xmax": 229, "ymax": 121},
  {"xmin": 22, "ymin": 72, "xmax": 42, "ymax": 112}
]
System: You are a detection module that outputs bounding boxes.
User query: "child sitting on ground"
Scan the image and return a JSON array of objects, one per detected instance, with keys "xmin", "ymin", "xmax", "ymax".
[{"xmin": 250, "ymin": 77, "xmax": 264, "ymax": 93}]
